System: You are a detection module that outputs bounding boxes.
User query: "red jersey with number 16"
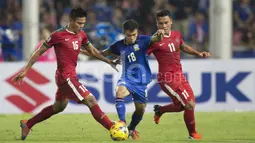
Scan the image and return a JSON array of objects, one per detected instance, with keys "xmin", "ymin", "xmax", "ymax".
[
  {"xmin": 148, "ymin": 31, "xmax": 184, "ymax": 74},
  {"xmin": 43, "ymin": 27, "xmax": 89, "ymax": 85}
]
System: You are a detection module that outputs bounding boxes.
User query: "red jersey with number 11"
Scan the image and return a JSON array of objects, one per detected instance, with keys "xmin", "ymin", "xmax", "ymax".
[{"xmin": 148, "ymin": 31, "xmax": 184, "ymax": 74}]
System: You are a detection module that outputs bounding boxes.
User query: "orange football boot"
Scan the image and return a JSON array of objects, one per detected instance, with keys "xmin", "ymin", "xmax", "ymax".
[
  {"xmin": 189, "ymin": 132, "xmax": 202, "ymax": 140},
  {"xmin": 20, "ymin": 120, "xmax": 31, "ymax": 140},
  {"xmin": 153, "ymin": 105, "xmax": 162, "ymax": 124},
  {"xmin": 129, "ymin": 130, "xmax": 140, "ymax": 140}
]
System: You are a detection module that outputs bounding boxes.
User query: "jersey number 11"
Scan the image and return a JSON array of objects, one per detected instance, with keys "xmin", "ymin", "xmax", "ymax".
[{"xmin": 168, "ymin": 43, "xmax": 176, "ymax": 52}]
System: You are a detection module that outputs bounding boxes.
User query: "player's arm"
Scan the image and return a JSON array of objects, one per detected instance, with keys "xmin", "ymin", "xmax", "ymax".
[
  {"xmin": 80, "ymin": 49, "xmax": 92, "ymax": 57},
  {"xmin": 21, "ymin": 45, "xmax": 48, "ymax": 72},
  {"xmin": 83, "ymin": 43, "xmax": 119, "ymax": 71},
  {"xmin": 101, "ymin": 46, "xmax": 120, "ymax": 62},
  {"xmin": 83, "ymin": 43, "xmax": 111, "ymax": 63},
  {"xmin": 12, "ymin": 45, "xmax": 48, "ymax": 83},
  {"xmin": 81, "ymin": 47, "xmax": 112, "ymax": 57},
  {"xmin": 81, "ymin": 46, "xmax": 120, "ymax": 62},
  {"xmin": 101, "ymin": 48, "xmax": 116, "ymax": 57},
  {"xmin": 180, "ymin": 44, "xmax": 211, "ymax": 58},
  {"xmin": 149, "ymin": 29, "xmax": 165, "ymax": 44},
  {"xmin": 81, "ymin": 48, "xmax": 119, "ymax": 59},
  {"xmin": 80, "ymin": 32, "xmax": 113, "ymax": 61}
]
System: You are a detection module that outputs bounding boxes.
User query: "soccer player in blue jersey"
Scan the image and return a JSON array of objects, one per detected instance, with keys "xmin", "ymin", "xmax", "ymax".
[{"xmin": 101, "ymin": 19, "xmax": 164, "ymax": 140}]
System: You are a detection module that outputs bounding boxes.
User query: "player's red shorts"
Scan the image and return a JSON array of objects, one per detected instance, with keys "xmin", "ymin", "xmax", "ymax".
[
  {"xmin": 158, "ymin": 72, "xmax": 195, "ymax": 106},
  {"xmin": 55, "ymin": 72, "xmax": 91, "ymax": 103}
]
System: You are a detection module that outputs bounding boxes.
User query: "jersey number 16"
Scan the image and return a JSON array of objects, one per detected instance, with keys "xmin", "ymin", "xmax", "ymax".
[{"xmin": 72, "ymin": 41, "xmax": 79, "ymax": 50}]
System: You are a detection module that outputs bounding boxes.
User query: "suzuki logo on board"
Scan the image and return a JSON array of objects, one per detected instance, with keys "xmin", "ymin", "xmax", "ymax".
[{"xmin": 5, "ymin": 68, "xmax": 51, "ymax": 113}]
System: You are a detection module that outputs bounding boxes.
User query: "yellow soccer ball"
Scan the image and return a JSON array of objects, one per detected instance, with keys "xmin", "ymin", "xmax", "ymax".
[{"xmin": 110, "ymin": 121, "xmax": 129, "ymax": 141}]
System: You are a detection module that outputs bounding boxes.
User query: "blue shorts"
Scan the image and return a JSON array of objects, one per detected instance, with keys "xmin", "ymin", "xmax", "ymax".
[{"xmin": 117, "ymin": 80, "xmax": 148, "ymax": 104}]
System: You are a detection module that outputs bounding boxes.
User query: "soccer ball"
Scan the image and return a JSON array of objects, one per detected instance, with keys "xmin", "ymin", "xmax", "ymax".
[{"xmin": 109, "ymin": 121, "xmax": 129, "ymax": 141}]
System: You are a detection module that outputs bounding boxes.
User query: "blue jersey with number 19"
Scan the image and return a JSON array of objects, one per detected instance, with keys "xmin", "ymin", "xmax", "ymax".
[{"xmin": 108, "ymin": 35, "xmax": 152, "ymax": 86}]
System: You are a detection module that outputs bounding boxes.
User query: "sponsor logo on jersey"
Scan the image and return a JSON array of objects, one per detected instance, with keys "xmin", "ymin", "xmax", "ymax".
[
  {"xmin": 159, "ymin": 43, "xmax": 164, "ymax": 46},
  {"xmin": 133, "ymin": 44, "xmax": 140, "ymax": 51}
]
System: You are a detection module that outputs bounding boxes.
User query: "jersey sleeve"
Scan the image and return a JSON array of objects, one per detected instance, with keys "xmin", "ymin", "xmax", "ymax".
[
  {"xmin": 179, "ymin": 32, "xmax": 185, "ymax": 48},
  {"xmin": 140, "ymin": 35, "xmax": 154, "ymax": 55},
  {"xmin": 107, "ymin": 42, "xmax": 120, "ymax": 55},
  {"xmin": 142, "ymin": 35, "xmax": 151, "ymax": 50},
  {"xmin": 43, "ymin": 32, "xmax": 58, "ymax": 48},
  {"xmin": 82, "ymin": 31, "xmax": 90, "ymax": 46}
]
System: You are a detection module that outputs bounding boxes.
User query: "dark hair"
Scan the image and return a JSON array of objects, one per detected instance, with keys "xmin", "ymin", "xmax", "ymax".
[
  {"xmin": 69, "ymin": 7, "xmax": 87, "ymax": 20},
  {"xmin": 122, "ymin": 19, "xmax": 139, "ymax": 31},
  {"xmin": 156, "ymin": 9, "xmax": 172, "ymax": 19}
]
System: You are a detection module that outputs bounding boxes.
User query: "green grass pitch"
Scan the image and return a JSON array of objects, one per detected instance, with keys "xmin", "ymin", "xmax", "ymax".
[{"xmin": 0, "ymin": 112, "xmax": 255, "ymax": 143}]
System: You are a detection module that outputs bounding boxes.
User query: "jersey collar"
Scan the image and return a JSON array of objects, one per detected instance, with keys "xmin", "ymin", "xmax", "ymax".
[
  {"xmin": 164, "ymin": 31, "xmax": 171, "ymax": 38},
  {"xmin": 65, "ymin": 25, "xmax": 76, "ymax": 34},
  {"xmin": 123, "ymin": 36, "xmax": 139, "ymax": 45}
]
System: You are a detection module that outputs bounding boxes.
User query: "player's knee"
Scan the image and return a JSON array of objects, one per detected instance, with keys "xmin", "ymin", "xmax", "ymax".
[
  {"xmin": 82, "ymin": 94, "xmax": 98, "ymax": 108},
  {"xmin": 116, "ymin": 90, "xmax": 127, "ymax": 99},
  {"xmin": 52, "ymin": 100, "xmax": 68, "ymax": 113},
  {"xmin": 135, "ymin": 106, "xmax": 145, "ymax": 115},
  {"xmin": 52, "ymin": 104, "xmax": 65, "ymax": 113},
  {"xmin": 116, "ymin": 86, "xmax": 130, "ymax": 99},
  {"xmin": 184, "ymin": 101, "xmax": 195, "ymax": 110},
  {"xmin": 58, "ymin": 106, "xmax": 66, "ymax": 113}
]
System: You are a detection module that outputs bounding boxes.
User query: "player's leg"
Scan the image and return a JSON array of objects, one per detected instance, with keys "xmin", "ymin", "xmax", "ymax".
[
  {"xmin": 153, "ymin": 83, "xmax": 184, "ymax": 124},
  {"xmin": 181, "ymin": 82, "xmax": 201, "ymax": 139},
  {"xmin": 128, "ymin": 88, "xmax": 148, "ymax": 140},
  {"xmin": 128, "ymin": 102, "xmax": 146, "ymax": 140},
  {"xmin": 20, "ymin": 95, "xmax": 69, "ymax": 140},
  {"xmin": 159, "ymin": 83, "xmax": 185, "ymax": 113},
  {"xmin": 163, "ymin": 82, "xmax": 201, "ymax": 139},
  {"xmin": 129, "ymin": 102, "xmax": 146, "ymax": 131},
  {"xmin": 27, "ymin": 98, "xmax": 69, "ymax": 128},
  {"xmin": 66, "ymin": 77, "xmax": 113, "ymax": 130},
  {"xmin": 115, "ymin": 86, "xmax": 130, "ymax": 123},
  {"xmin": 185, "ymin": 109, "xmax": 201, "ymax": 139},
  {"xmin": 81, "ymin": 94, "xmax": 113, "ymax": 130}
]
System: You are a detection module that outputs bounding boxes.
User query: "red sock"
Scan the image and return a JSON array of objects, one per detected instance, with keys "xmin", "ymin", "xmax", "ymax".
[
  {"xmin": 90, "ymin": 104, "xmax": 112, "ymax": 130},
  {"xmin": 159, "ymin": 103, "xmax": 183, "ymax": 114},
  {"xmin": 184, "ymin": 109, "xmax": 196, "ymax": 135},
  {"xmin": 27, "ymin": 105, "xmax": 55, "ymax": 129}
]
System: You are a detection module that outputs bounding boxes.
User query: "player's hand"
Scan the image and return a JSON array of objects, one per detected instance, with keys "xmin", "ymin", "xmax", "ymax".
[
  {"xmin": 109, "ymin": 59, "xmax": 120, "ymax": 72},
  {"xmin": 113, "ymin": 57, "xmax": 121, "ymax": 65},
  {"xmin": 12, "ymin": 70, "xmax": 27, "ymax": 84},
  {"xmin": 198, "ymin": 52, "xmax": 211, "ymax": 58},
  {"xmin": 156, "ymin": 29, "xmax": 165, "ymax": 37}
]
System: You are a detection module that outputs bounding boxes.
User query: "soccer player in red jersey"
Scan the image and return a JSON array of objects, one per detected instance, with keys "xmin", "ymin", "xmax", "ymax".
[
  {"xmin": 148, "ymin": 9, "xmax": 211, "ymax": 140},
  {"xmin": 13, "ymin": 7, "xmax": 118, "ymax": 140}
]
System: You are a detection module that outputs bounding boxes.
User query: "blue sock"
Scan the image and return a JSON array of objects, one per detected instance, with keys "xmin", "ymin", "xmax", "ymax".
[
  {"xmin": 115, "ymin": 98, "xmax": 126, "ymax": 123},
  {"xmin": 128, "ymin": 112, "xmax": 143, "ymax": 131}
]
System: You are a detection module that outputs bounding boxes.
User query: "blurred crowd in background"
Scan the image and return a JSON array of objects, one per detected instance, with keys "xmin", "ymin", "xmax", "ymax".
[{"xmin": 0, "ymin": 0, "xmax": 254, "ymax": 62}]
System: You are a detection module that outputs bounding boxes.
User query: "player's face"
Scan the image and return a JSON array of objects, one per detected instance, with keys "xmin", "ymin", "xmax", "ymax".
[
  {"xmin": 156, "ymin": 16, "xmax": 172, "ymax": 35},
  {"xmin": 70, "ymin": 17, "xmax": 86, "ymax": 33},
  {"xmin": 124, "ymin": 29, "xmax": 138, "ymax": 44}
]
